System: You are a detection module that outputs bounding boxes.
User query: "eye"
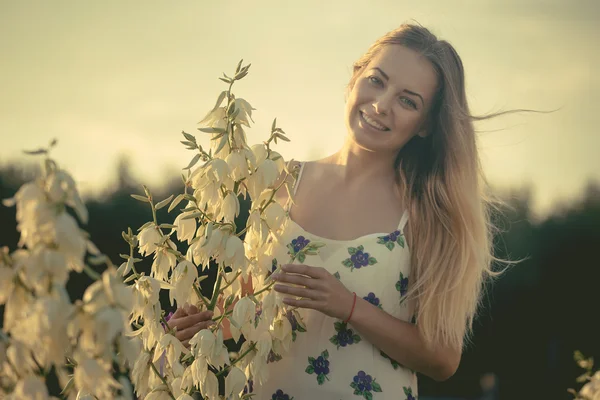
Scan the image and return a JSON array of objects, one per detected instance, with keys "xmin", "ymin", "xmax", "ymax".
[
  {"xmin": 368, "ymin": 76, "xmax": 383, "ymax": 86},
  {"xmin": 400, "ymin": 97, "xmax": 418, "ymax": 109}
]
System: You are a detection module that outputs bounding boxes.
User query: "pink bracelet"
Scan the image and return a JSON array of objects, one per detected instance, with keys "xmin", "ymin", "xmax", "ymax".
[{"xmin": 344, "ymin": 292, "xmax": 357, "ymax": 323}]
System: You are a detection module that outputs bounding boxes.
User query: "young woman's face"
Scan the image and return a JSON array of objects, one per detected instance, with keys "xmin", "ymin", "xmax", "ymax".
[{"xmin": 345, "ymin": 44, "xmax": 438, "ymax": 154}]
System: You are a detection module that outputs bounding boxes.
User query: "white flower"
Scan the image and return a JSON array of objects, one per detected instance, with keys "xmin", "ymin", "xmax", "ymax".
[
  {"xmin": 189, "ymin": 329, "xmax": 215, "ymax": 358},
  {"xmin": 272, "ymin": 316, "xmax": 293, "ymax": 352},
  {"xmin": 138, "ymin": 225, "xmax": 162, "ymax": 256},
  {"xmin": 175, "ymin": 394, "xmax": 195, "ymax": 400},
  {"xmin": 225, "ymin": 235, "xmax": 246, "ymax": 273},
  {"xmin": 226, "ymin": 150, "xmax": 249, "ymax": 181},
  {"xmin": 231, "ymin": 296, "xmax": 254, "ymax": 330},
  {"xmin": 152, "ymin": 334, "xmax": 188, "ymax": 377},
  {"xmin": 188, "ymin": 355, "xmax": 208, "ymax": 388},
  {"xmin": 169, "ymin": 260, "xmax": 198, "ymax": 307},
  {"xmin": 173, "ymin": 212, "xmax": 196, "ymax": 244},
  {"xmin": 233, "ymin": 98, "xmax": 255, "ymax": 127},
  {"xmin": 264, "ymin": 202, "xmax": 286, "ymax": 231},
  {"xmin": 131, "ymin": 351, "xmax": 151, "ymax": 395},
  {"xmin": 0, "ymin": 260, "xmax": 15, "ymax": 304},
  {"xmin": 53, "ymin": 211, "xmax": 87, "ymax": 272},
  {"xmin": 225, "ymin": 366, "xmax": 247, "ymax": 400},
  {"xmin": 11, "ymin": 374, "xmax": 49, "ymax": 400},
  {"xmin": 581, "ymin": 371, "xmax": 600, "ymax": 400},
  {"xmin": 250, "ymin": 144, "xmax": 268, "ymax": 167},
  {"xmin": 151, "ymin": 245, "xmax": 177, "ymax": 282},
  {"xmin": 73, "ymin": 356, "xmax": 119, "ymax": 399},
  {"xmin": 220, "ymin": 191, "xmax": 240, "ymax": 222},
  {"xmin": 200, "ymin": 370, "xmax": 219, "ymax": 400},
  {"xmin": 256, "ymin": 330, "xmax": 272, "ymax": 361}
]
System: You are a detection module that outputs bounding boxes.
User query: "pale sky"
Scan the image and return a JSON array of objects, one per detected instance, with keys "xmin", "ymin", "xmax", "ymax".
[{"xmin": 1, "ymin": 0, "xmax": 598, "ymax": 218}]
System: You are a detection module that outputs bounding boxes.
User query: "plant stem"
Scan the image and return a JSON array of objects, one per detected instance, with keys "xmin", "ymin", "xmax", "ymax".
[{"xmin": 149, "ymin": 361, "xmax": 176, "ymax": 400}]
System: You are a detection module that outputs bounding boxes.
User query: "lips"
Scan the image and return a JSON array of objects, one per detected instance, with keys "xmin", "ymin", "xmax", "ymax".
[{"xmin": 359, "ymin": 111, "xmax": 390, "ymax": 131}]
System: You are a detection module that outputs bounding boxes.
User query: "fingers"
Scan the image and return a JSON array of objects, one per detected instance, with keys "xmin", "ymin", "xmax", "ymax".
[
  {"xmin": 272, "ymin": 272, "xmax": 318, "ymax": 289},
  {"xmin": 282, "ymin": 296, "xmax": 318, "ymax": 310},
  {"xmin": 171, "ymin": 307, "xmax": 187, "ymax": 319},
  {"xmin": 170, "ymin": 310, "xmax": 214, "ymax": 331},
  {"xmin": 274, "ymin": 284, "xmax": 322, "ymax": 300},
  {"xmin": 184, "ymin": 304, "xmax": 199, "ymax": 315},
  {"xmin": 281, "ymin": 264, "xmax": 324, "ymax": 278},
  {"xmin": 176, "ymin": 320, "xmax": 216, "ymax": 345}
]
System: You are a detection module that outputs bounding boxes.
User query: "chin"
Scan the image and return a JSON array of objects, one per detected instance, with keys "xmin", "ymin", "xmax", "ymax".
[{"xmin": 347, "ymin": 112, "xmax": 394, "ymax": 153}]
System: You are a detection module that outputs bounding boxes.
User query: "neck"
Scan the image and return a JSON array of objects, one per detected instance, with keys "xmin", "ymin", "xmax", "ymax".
[{"xmin": 326, "ymin": 139, "xmax": 398, "ymax": 186}]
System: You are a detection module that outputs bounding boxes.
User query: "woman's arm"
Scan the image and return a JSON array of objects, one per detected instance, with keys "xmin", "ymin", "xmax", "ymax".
[
  {"xmin": 272, "ymin": 264, "xmax": 461, "ymax": 382},
  {"xmin": 349, "ymin": 296, "xmax": 461, "ymax": 382}
]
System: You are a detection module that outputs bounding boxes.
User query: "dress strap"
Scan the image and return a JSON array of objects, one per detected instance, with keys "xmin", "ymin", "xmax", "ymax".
[
  {"xmin": 284, "ymin": 162, "xmax": 306, "ymax": 212},
  {"xmin": 397, "ymin": 209, "xmax": 409, "ymax": 231}
]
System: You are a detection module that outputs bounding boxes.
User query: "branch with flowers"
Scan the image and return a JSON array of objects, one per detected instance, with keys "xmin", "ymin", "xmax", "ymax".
[{"xmin": 0, "ymin": 60, "xmax": 322, "ymax": 400}]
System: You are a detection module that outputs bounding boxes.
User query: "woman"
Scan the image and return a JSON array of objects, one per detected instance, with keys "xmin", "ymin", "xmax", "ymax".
[{"xmin": 172, "ymin": 23, "xmax": 499, "ymax": 399}]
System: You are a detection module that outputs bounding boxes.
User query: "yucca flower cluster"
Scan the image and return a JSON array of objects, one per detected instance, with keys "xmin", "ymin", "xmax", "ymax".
[
  {"xmin": 1, "ymin": 60, "xmax": 322, "ymax": 399},
  {"xmin": 1, "ymin": 141, "xmax": 139, "ymax": 399}
]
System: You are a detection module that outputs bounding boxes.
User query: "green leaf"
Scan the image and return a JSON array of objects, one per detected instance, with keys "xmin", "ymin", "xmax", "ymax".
[
  {"xmin": 334, "ymin": 321, "xmax": 344, "ymax": 331},
  {"xmin": 365, "ymin": 390, "xmax": 373, "ymax": 400},
  {"xmin": 403, "ymin": 387, "xmax": 412, "ymax": 396},
  {"xmin": 376, "ymin": 237, "xmax": 386, "ymax": 244},
  {"xmin": 183, "ymin": 153, "xmax": 201, "ymax": 170},
  {"xmin": 308, "ymin": 356, "xmax": 315, "ymax": 364},
  {"xmin": 272, "ymin": 118, "xmax": 277, "ymax": 131},
  {"xmin": 317, "ymin": 373, "xmax": 325, "ymax": 385},
  {"xmin": 198, "ymin": 126, "xmax": 227, "ymax": 134},
  {"xmin": 348, "ymin": 247, "xmax": 357, "ymax": 255},
  {"xmin": 182, "ymin": 131, "xmax": 196, "ymax": 143},
  {"xmin": 357, "ymin": 245, "xmax": 364, "ymax": 251},
  {"xmin": 275, "ymin": 132, "xmax": 290, "ymax": 142},
  {"xmin": 292, "ymin": 331, "xmax": 297, "ymax": 341},
  {"xmin": 297, "ymin": 324, "xmax": 306, "ymax": 333},
  {"xmin": 397, "ymin": 235, "xmax": 405, "ymax": 248},
  {"xmin": 329, "ymin": 336, "xmax": 339, "ymax": 346},
  {"xmin": 131, "ymin": 194, "xmax": 149, "ymax": 203},
  {"xmin": 353, "ymin": 389, "xmax": 361, "ymax": 395},
  {"xmin": 23, "ymin": 148, "xmax": 47, "ymax": 155},
  {"xmin": 305, "ymin": 365, "xmax": 315, "ymax": 374},
  {"xmin": 168, "ymin": 194, "xmax": 185, "ymax": 213},
  {"xmin": 155, "ymin": 194, "xmax": 174, "ymax": 210},
  {"xmin": 182, "ymin": 211, "xmax": 203, "ymax": 220},
  {"xmin": 137, "ymin": 221, "xmax": 153, "ymax": 232},
  {"xmin": 214, "ymin": 134, "xmax": 229, "ymax": 155},
  {"xmin": 385, "ymin": 242, "xmax": 395, "ymax": 251},
  {"xmin": 371, "ymin": 381, "xmax": 382, "ymax": 392},
  {"xmin": 353, "ymin": 334, "xmax": 362, "ymax": 343},
  {"xmin": 395, "ymin": 281, "xmax": 401, "ymax": 292},
  {"xmin": 322, "ymin": 349, "xmax": 329, "ymax": 359},
  {"xmin": 298, "ymin": 253, "xmax": 306, "ymax": 263},
  {"xmin": 219, "ymin": 77, "xmax": 232, "ymax": 84},
  {"xmin": 368, "ymin": 257, "xmax": 377, "ymax": 265},
  {"xmin": 350, "ymin": 382, "xmax": 357, "ymax": 390},
  {"xmin": 159, "ymin": 223, "xmax": 177, "ymax": 229},
  {"xmin": 333, "ymin": 271, "xmax": 341, "ymax": 280},
  {"xmin": 342, "ymin": 259, "xmax": 354, "ymax": 268}
]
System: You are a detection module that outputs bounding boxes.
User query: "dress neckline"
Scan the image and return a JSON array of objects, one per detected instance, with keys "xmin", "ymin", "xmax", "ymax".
[{"xmin": 285, "ymin": 161, "xmax": 409, "ymax": 243}]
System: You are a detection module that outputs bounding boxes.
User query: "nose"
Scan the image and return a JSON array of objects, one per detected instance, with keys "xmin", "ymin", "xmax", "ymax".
[{"xmin": 373, "ymin": 92, "xmax": 393, "ymax": 115}]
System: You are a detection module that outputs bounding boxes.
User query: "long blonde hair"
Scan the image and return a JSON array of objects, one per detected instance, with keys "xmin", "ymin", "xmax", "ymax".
[{"xmin": 349, "ymin": 23, "xmax": 515, "ymax": 351}]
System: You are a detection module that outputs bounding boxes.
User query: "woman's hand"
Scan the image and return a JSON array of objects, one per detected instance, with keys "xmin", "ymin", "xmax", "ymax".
[
  {"xmin": 272, "ymin": 264, "xmax": 355, "ymax": 321},
  {"xmin": 167, "ymin": 304, "xmax": 215, "ymax": 348}
]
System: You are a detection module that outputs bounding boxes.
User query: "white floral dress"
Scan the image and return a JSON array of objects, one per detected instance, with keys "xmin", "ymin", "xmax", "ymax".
[{"xmin": 249, "ymin": 163, "xmax": 417, "ymax": 400}]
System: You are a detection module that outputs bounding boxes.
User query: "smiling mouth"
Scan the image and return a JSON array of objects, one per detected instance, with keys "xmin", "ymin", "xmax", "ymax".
[{"xmin": 359, "ymin": 111, "xmax": 390, "ymax": 131}]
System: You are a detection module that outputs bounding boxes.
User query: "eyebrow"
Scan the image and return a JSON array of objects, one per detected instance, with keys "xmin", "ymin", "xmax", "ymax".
[{"xmin": 372, "ymin": 67, "xmax": 425, "ymax": 107}]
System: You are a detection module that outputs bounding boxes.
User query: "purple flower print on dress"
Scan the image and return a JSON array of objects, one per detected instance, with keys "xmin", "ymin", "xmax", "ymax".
[
  {"xmin": 305, "ymin": 350, "xmax": 331, "ymax": 385},
  {"xmin": 342, "ymin": 245, "xmax": 377, "ymax": 271},
  {"xmin": 242, "ymin": 379, "xmax": 254, "ymax": 395},
  {"xmin": 395, "ymin": 272, "xmax": 409, "ymax": 301},
  {"xmin": 267, "ymin": 349, "xmax": 282, "ymax": 364},
  {"xmin": 350, "ymin": 370, "xmax": 382, "ymax": 399},
  {"xmin": 380, "ymin": 350, "xmax": 400, "ymax": 370},
  {"xmin": 329, "ymin": 321, "xmax": 361, "ymax": 349},
  {"xmin": 403, "ymin": 386, "xmax": 416, "ymax": 400},
  {"xmin": 271, "ymin": 389, "xmax": 294, "ymax": 400},
  {"xmin": 287, "ymin": 235, "xmax": 311, "ymax": 262},
  {"xmin": 363, "ymin": 292, "xmax": 382, "ymax": 309},
  {"xmin": 285, "ymin": 309, "xmax": 306, "ymax": 341},
  {"xmin": 377, "ymin": 229, "xmax": 405, "ymax": 251}
]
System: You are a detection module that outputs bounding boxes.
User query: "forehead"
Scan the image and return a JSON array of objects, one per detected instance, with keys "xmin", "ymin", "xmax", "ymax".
[{"xmin": 366, "ymin": 45, "xmax": 438, "ymax": 102}]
